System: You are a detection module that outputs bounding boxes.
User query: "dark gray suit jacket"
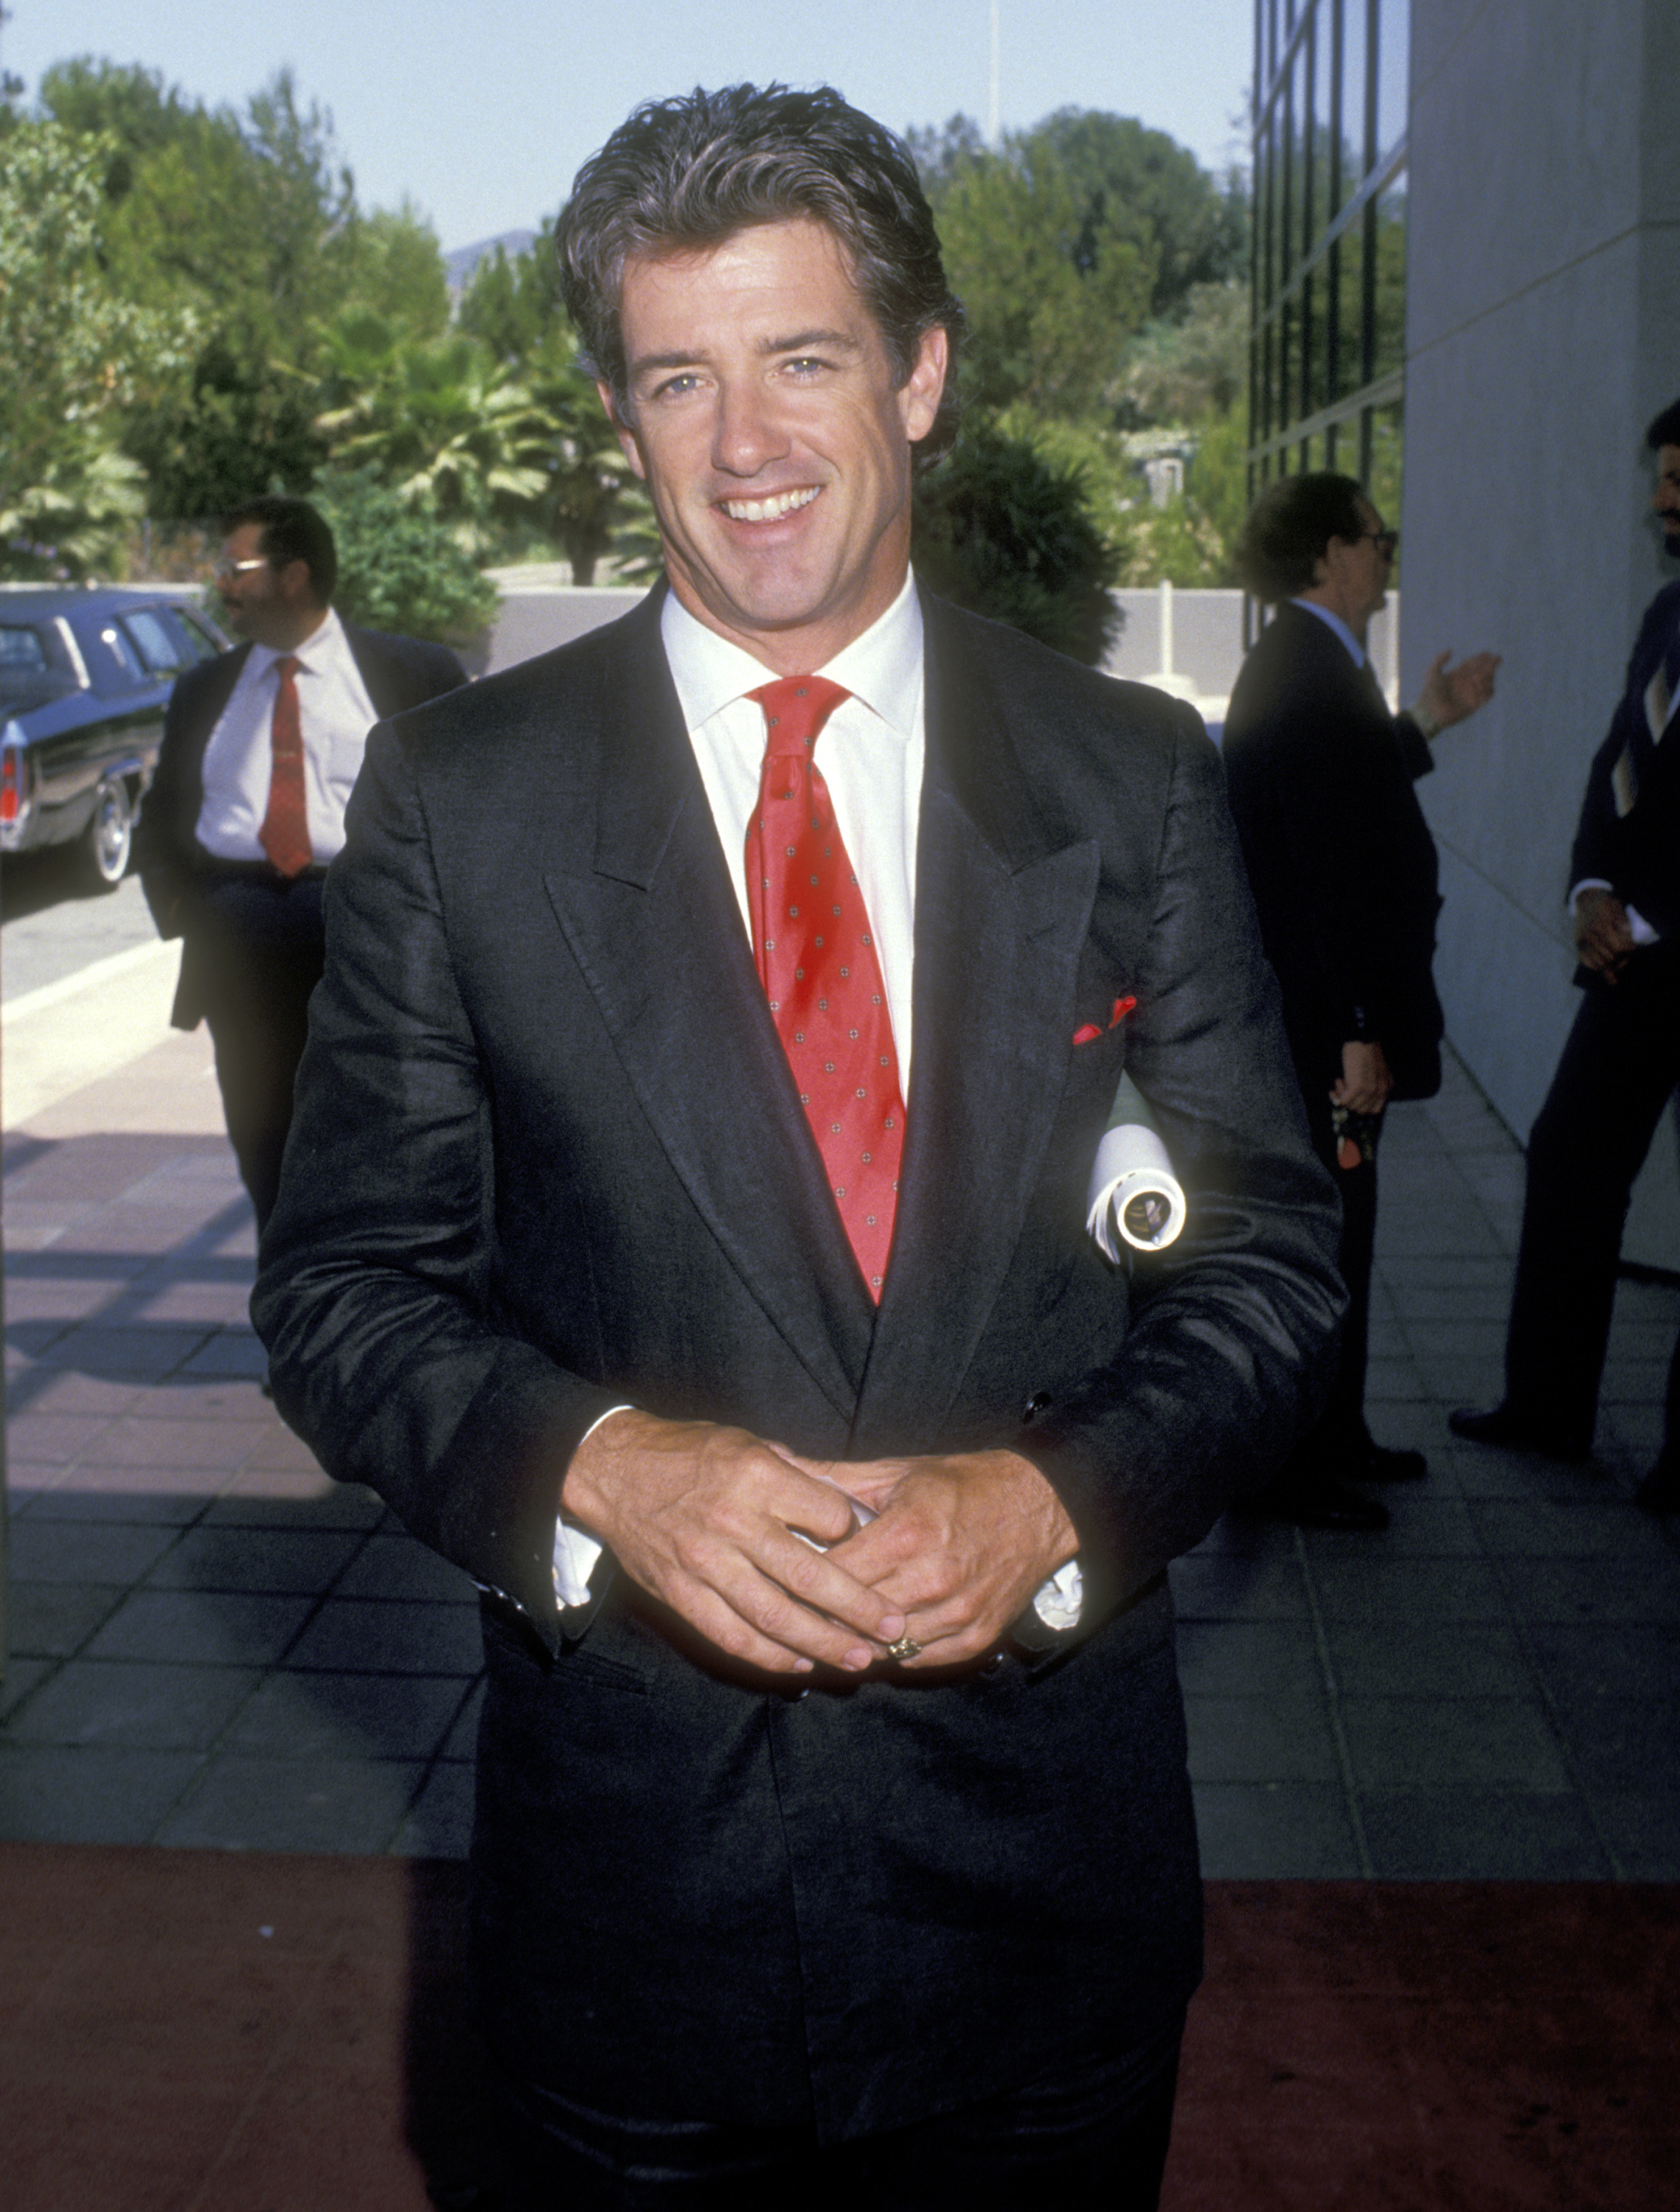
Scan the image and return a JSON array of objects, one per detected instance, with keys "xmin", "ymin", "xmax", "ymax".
[
  {"xmin": 133, "ymin": 621, "xmax": 466, "ymax": 1026},
  {"xmin": 251, "ymin": 585, "xmax": 1341, "ymax": 2143}
]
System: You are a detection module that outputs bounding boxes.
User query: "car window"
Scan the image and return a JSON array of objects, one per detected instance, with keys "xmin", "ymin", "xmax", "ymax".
[
  {"xmin": 120, "ymin": 608, "xmax": 186, "ymax": 674},
  {"xmin": 174, "ymin": 609, "xmax": 224, "ymax": 663},
  {"xmin": 0, "ymin": 625, "xmax": 48, "ymax": 672},
  {"xmin": 95, "ymin": 622, "xmax": 143, "ymax": 681}
]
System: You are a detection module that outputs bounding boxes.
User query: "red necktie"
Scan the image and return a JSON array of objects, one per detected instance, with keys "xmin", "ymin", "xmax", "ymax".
[
  {"xmin": 746, "ymin": 676, "xmax": 905, "ymax": 1299},
  {"xmin": 260, "ymin": 654, "xmax": 312, "ymax": 877}
]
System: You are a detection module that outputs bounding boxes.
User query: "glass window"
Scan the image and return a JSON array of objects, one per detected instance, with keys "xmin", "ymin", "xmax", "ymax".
[
  {"xmin": 175, "ymin": 610, "xmax": 223, "ymax": 663},
  {"xmin": 119, "ymin": 608, "xmax": 185, "ymax": 674},
  {"xmin": 0, "ymin": 626, "xmax": 47, "ymax": 671},
  {"xmin": 1375, "ymin": 0, "xmax": 1409, "ymax": 164}
]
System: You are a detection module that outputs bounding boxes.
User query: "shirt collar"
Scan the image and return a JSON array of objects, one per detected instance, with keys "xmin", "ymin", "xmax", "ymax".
[
  {"xmin": 660, "ymin": 570, "xmax": 923, "ymax": 740},
  {"xmin": 1290, "ymin": 595, "xmax": 1367, "ymax": 669},
  {"xmin": 246, "ymin": 604, "xmax": 346, "ymax": 681}
]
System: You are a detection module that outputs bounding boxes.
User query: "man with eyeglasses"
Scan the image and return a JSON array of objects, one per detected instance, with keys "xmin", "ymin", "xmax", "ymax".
[
  {"xmin": 136, "ymin": 494, "xmax": 467, "ymax": 1231},
  {"xmin": 1222, "ymin": 472, "xmax": 1499, "ymax": 1529}
]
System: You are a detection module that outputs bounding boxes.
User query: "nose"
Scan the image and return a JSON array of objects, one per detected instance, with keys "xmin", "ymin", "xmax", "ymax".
[{"xmin": 711, "ymin": 378, "xmax": 789, "ymax": 479}]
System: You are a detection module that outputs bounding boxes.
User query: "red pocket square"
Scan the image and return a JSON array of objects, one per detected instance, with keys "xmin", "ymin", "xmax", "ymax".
[{"xmin": 1072, "ymin": 995, "xmax": 1136, "ymax": 1045}]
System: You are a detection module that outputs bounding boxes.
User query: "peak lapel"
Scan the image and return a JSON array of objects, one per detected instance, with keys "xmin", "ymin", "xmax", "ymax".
[
  {"xmin": 853, "ymin": 602, "xmax": 1100, "ymax": 1448},
  {"xmin": 540, "ymin": 611, "xmax": 875, "ymax": 1414}
]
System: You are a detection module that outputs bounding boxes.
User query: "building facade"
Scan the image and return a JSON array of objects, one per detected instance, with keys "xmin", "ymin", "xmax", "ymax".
[{"xmin": 1251, "ymin": 0, "xmax": 1680, "ymax": 1259}]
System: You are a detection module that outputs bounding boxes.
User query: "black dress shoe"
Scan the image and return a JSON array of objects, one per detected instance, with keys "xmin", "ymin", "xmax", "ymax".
[
  {"xmin": 1269, "ymin": 1478, "xmax": 1390, "ymax": 1532},
  {"xmin": 1363, "ymin": 1441, "xmax": 1427, "ymax": 1481},
  {"xmin": 1448, "ymin": 1402, "xmax": 1592, "ymax": 1461},
  {"xmin": 1635, "ymin": 1458, "xmax": 1680, "ymax": 1516}
]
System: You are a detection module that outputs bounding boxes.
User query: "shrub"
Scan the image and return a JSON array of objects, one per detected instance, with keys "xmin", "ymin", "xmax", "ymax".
[
  {"xmin": 911, "ymin": 426, "xmax": 1120, "ymax": 665},
  {"xmin": 311, "ymin": 465, "xmax": 498, "ymax": 644}
]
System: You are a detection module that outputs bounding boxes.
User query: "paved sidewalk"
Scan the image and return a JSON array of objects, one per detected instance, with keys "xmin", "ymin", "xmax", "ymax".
[{"xmin": 4, "ymin": 1027, "xmax": 1679, "ymax": 1874}]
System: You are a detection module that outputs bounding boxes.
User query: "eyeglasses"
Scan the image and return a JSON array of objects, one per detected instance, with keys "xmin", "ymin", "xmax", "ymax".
[
  {"xmin": 212, "ymin": 556, "xmax": 269, "ymax": 583},
  {"xmin": 1358, "ymin": 529, "xmax": 1399, "ymax": 560}
]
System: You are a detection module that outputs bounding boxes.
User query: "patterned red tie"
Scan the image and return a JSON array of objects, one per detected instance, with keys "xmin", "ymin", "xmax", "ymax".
[
  {"xmin": 259, "ymin": 653, "xmax": 312, "ymax": 877},
  {"xmin": 746, "ymin": 676, "xmax": 905, "ymax": 1299}
]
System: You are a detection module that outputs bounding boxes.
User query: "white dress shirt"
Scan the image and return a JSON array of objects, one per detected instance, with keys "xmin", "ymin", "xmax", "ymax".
[
  {"xmin": 195, "ymin": 607, "xmax": 378, "ymax": 864},
  {"xmin": 554, "ymin": 576, "xmax": 1082, "ymax": 1633}
]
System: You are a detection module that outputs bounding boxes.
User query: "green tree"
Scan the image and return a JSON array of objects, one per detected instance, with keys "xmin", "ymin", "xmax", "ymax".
[
  {"xmin": 912, "ymin": 427, "xmax": 1120, "ymax": 664},
  {"xmin": 313, "ymin": 466, "xmax": 497, "ymax": 643},
  {"xmin": 0, "ymin": 116, "xmax": 191, "ymax": 574}
]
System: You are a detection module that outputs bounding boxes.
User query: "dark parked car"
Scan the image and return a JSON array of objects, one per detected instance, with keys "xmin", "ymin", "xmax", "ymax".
[{"xmin": 0, "ymin": 585, "xmax": 230, "ymax": 890}]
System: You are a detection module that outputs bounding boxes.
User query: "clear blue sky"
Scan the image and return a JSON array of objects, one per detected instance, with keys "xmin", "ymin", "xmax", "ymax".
[{"xmin": 7, "ymin": 0, "xmax": 1257, "ymax": 251}]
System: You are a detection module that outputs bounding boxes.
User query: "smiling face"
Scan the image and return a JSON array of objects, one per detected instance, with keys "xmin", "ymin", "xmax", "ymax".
[{"xmin": 605, "ymin": 218, "xmax": 948, "ymax": 672}]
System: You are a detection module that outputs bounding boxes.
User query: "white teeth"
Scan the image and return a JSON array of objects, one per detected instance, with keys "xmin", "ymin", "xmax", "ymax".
[{"xmin": 721, "ymin": 487, "xmax": 820, "ymax": 523}]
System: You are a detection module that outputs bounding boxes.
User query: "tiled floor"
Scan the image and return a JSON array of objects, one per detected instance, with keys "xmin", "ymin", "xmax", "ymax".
[{"xmin": 4, "ymin": 1042, "xmax": 1679, "ymax": 1874}]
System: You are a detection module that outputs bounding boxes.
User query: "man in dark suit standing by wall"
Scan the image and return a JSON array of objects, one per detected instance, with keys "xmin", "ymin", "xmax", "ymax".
[
  {"xmin": 1454, "ymin": 403, "xmax": 1680, "ymax": 1514},
  {"xmin": 136, "ymin": 495, "xmax": 465, "ymax": 1229},
  {"xmin": 1223, "ymin": 473, "xmax": 1499, "ymax": 1530},
  {"xmin": 254, "ymin": 87, "xmax": 1341, "ymax": 2208}
]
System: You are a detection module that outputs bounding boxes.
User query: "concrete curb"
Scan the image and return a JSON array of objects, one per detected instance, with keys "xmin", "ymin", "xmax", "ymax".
[{"xmin": 2, "ymin": 937, "xmax": 184, "ymax": 1130}]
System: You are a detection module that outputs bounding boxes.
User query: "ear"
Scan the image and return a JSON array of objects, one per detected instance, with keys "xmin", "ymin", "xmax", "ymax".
[
  {"xmin": 597, "ymin": 380, "xmax": 647, "ymax": 481},
  {"xmin": 278, "ymin": 558, "xmax": 316, "ymax": 604},
  {"xmin": 899, "ymin": 325, "xmax": 949, "ymax": 446}
]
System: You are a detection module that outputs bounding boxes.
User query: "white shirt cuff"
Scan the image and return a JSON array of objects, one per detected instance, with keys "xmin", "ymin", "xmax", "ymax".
[{"xmin": 552, "ymin": 1404, "xmax": 631, "ymax": 1607}]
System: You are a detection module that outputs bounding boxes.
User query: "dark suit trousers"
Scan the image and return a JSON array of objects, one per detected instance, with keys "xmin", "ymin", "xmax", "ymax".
[
  {"xmin": 490, "ymin": 2011, "xmax": 1184, "ymax": 2211},
  {"xmin": 1283, "ymin": 1092, "xmax": 1379, "ymax": 1478},
  {"xmin": 192, "ymin": 872, "xmax": 327, "ymax": 1232},
  {"xmin": 1503, "ymin": 947, "xmax": 1680, "ymax": 1457}
]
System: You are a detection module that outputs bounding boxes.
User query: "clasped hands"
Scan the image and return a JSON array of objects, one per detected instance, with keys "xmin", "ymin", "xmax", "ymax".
[
  {"xmin": 560, "ymin": 1408, "xmax": 1079, "ymax": 1677},
  {"xmin": 1574, "ymin": 886, "xmax": 1636, "ymax": 983}
]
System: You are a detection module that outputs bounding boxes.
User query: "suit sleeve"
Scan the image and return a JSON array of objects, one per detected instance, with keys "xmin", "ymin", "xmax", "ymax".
[
  {"xmin": 1570, "ymin": 587, "xmax": 1678, "ymax": 892},
  {"xmin": 133, "ymin": 669, "xmax": 206, "ymax": 939},
  {"xmin": 250, "ymin": 726, "xmax": 622, "ymax": 1646},
  {"xmin": 1015, "ymin": 711, "xmax": 1344, "ymax": 1630}
]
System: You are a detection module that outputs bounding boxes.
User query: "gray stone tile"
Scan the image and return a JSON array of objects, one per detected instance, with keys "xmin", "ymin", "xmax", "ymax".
[
  {"xmin": 1409, "ymin": 1354, "xmax": 1507, "ymax": 1402},
  {"xmin": 32, "ymin": 1323, "xmax": 216, "ymax": 1379},
  {"xmin": 201, "ymin": 1484, "xmax": 386, "ymax": 1531},
  {"xmin": 1591, "ymin": 1792, "xmax": 1680, "ymax": 1880},
  {"xmin": 0, "ymin": 1744, "xmax": 201, "ymax": 1844},
  {"xmin": 6, "ymin": 1582, "xmax": 127, "ymax": 1658},
  {"xmin": 1445, "ymin": 1447, "xmax": 1611, "ymax": 1502},
  {"xmin": 1321, "ymin": 1621, "xmax": 1534, "ymax": 1700},
  {"xmin": 1173, "ymin": 1620, "xmax": 1322, "ymax": 1700},
  {"xmin": 1523, "ymin": 1621, "xmax": 1680, "ymax": 1700},
  {"xmin": 1469, "ymin": 1499, "xmax": 1676, "ymax": 1559},
  {"xmin": 4, "ymin": 1517, "xmax": 179, "ymax": 1585},
  {"xmin": 85, "ymin": 1589, "xmax": 314, "ymax": 1666},
  {"xmin": 1300, "ymin": 1493, "xmax": 1482, "ymax": 1561},
  {"xmin": 1375, "ymin": 1256, "xmax": 1514, "ymax": 1291},
  {"xmin": 1311, "ymin": 1558, "xmax": 1510, "ymax": 1623},
  {"xmin": 1184, "ymin": 1693, "xmax": 1341, "ymax": 1783},
  {"xmin": 333, "ymin": 1534, "xmax": 478, "ymax": 1604},
  {"xmin": 4, "ymin": 1659, "xmax": 260, "ymax": 1748},
  {"xmin": 1497, "ymin": 1554, "xmax": 1680, "ymax": 1624},
  {"xmin": 284, "ymin": 1599, "xmax": 486, "ymax": 1675},
  {"xmin": 225, "ymin": 1671, "xmax": 476, "ymax": 1760},
  {"xmin": 391, "ymin": 1761, "xmax": 475, "ymax": 1859},
  {"xmin": 1400, "ymin": 1321, "xmax": 1509, "ymax": 1360},
  {"xmin": 1191, "ymin": 1782, "xmax": 1363, "ymax": 1878},
  {"xmin": 1338, "ymin": 1697, "xmax": 1571, "ymax": 1792},
  {"xmin": 0, "ymin": 1658, "xmax": 55, "ymax": 1719},
  {"xmin": 1359, "ymin": 1791, "xmax": 1610, "ymax": 1879},
  {"xmin": 144, "ymin": 1526, "xmax": 364, "ymax": 1595},
  {"xmin": 178, "ymin": 1329, "xmax": 268, "ymax": 1377},
  {"xmin": 16, "ymin": 1486, "xmax": 214, "ymax": 1526},
  {"xmin": 153, "ymin": 1753, "xmax": 425, "ymax": 1853},
  {"xmin": 1167, "ymin": 1551, "xmax": 1309, "ymax": 1621},
  {"xmin": 1547, "ymin": 1697, "xmax": 1680, "ymax": 1795},
  {"xmin": 442, "ymin": 1678, "xmax": 485, "ymax": 1759},
  {"xmin": 1361, "ymin": 1357, "xmax": 1429, "ymax": 1402}
]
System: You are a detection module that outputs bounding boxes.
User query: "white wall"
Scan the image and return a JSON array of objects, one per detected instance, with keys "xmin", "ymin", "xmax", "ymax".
[{"xmin": 1403, "ymin": 0, "xmax": 1680, "ymax": 1262}]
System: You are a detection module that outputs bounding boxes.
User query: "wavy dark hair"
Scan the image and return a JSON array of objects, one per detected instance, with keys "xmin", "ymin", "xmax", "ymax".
[
  {"xmin": 224, "ymin": 495, "xmax": 338, "ymax": 605},
  {"xmin": 558, "ymin": 83, "xmax": 966, "ymax": 464},
  {"xmin": 1235, "ymin": 471, "xmax": 1369, "ymax": 604}
]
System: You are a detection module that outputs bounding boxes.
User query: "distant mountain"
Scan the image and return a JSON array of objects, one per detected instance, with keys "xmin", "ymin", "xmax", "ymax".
[{"xmin": 444, "ymin": 229, "xmax": 539, "ymax": 299}]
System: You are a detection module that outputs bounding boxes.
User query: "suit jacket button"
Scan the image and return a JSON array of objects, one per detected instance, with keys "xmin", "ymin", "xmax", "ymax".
[{"xmin": 1022, "ymin": 1391, "xmax": 1052, "ymax": 1422}]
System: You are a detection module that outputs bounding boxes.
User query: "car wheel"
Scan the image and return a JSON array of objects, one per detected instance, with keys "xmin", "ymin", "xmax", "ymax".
[{"xmin": 81, "ymin": 776, "xmax": 133, "ymax": 889}]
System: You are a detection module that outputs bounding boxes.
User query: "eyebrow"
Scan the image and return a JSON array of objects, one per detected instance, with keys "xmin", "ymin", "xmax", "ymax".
[{"xmin": 627, "ymin": 327, "xmax": 864, "ymax": 382}]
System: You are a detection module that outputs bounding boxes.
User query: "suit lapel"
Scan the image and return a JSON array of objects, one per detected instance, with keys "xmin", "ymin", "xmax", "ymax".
[
  {"xmin": 541, "ymin": 604, "xmax": 875, "ymax": 1416},
  {"xmin": 853, "ymin": 597, "xmax": 1100, "ymax": 1447}
]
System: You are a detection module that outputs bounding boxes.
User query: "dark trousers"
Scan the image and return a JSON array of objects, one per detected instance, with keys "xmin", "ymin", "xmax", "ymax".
[
  {"xmin": 491, "ymin": 2014, "xmax": 1184, "ymax": 2211},
  {"xmin": 193, "ymin": 872, "xmax": 327, "ymax": 1232},
  {"xmin": 1503, "ymin": 948, "xmax": 1680, "ymax": 1458},
  {"xmin": 1283, "ymin": 1091, "xmax": 1380, "ymax": 1482}
]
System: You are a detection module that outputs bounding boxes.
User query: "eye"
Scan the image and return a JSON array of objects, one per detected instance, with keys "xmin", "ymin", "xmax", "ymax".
[
  {"xmin": 782, "ymin": 355, "xmax": 830, "ymax": 378},
  {"xmin": 650, "ymin": 371, "xmax": 702, "ymax": 402}
]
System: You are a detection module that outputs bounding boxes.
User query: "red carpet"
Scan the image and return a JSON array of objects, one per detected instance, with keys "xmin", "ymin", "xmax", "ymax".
[{"xmin": 1, "ymin": 1846, "xmax": 1674, "ymax": 2209}]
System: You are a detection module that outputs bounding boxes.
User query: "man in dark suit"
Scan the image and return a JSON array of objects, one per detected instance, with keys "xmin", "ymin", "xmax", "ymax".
[
  {"xmin": 1223, "ymin": 473, "xmax": 1499, "ymax": 1529},
  {"xmin": 253, "ymin": 86, "xmax": 1341, "ymax": 2207},
  {"xmin": 1454, "ymin": 402, "xmax": 1680, "ymax": 1515},
  {"xmin": 135, "ymin": 495, "xmax": 465, "ymax": 1228}
]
